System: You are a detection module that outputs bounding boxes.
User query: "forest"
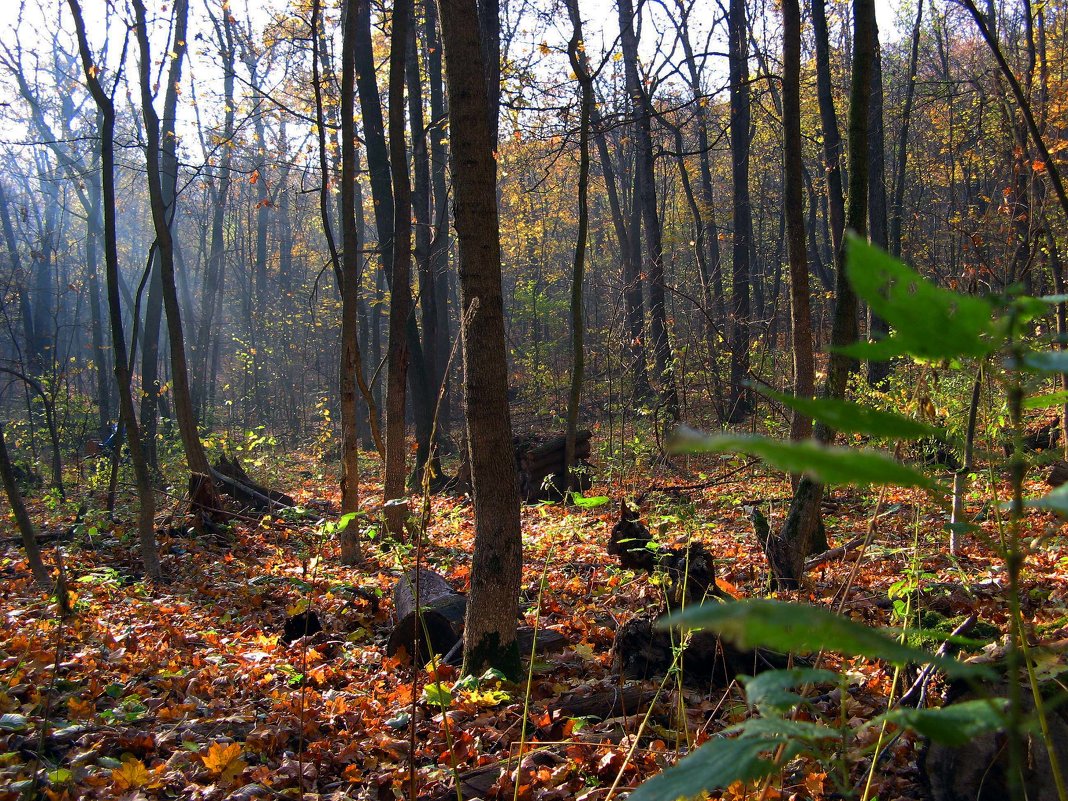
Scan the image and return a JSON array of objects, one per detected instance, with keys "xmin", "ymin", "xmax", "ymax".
[{"xmin": 3, "ymin": 0, "xmax": 1068, "ymax": 797}]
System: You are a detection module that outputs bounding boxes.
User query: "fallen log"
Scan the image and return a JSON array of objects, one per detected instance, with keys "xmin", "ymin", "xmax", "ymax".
[
  {"xmin": 214, "ymin": 454, "xmax": 296, "ymax": 510},
  {"xmin": 1047, "ymin": 460, "xmax": 1068, "ymax": 488},
  {"xmin": 387, "ymin": 568, "xmax": 468, "ymax": 664},
  {"xmin": 455, "ymin": 430, "xmax": 596, "ymax": 503},
  {"xmin": 552, "ymin": 683, "xmax": 657, "ymax": 719}
]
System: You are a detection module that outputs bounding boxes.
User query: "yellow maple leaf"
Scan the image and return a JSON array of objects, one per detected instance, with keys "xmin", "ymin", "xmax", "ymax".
[
  {"xmin": 112, "ymin": 757, "xmax": 151, "ymax": 790},
  {"xmin": 202, "ymin": 741, "xmax": 246, "ymax": 785}
]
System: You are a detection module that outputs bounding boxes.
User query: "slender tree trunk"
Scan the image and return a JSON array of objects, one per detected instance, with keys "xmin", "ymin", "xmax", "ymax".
[
  {"xmin": 783, "ymin": 0, "xmax": 814, "ymax": 442},
  {"xmin": 338, "ymin": 0, "xmax": 372, "ymax": 559},
  {"xmin": 617, "ymin": 0, "xmax": 679, "ymax": 420},
  {"xmin": 0, "ymin": 422, "xmax": 53, "ymax": 590},
  {"xmin": 384, "ymin": 0, "xmax": 414, "ymax": 536},
  {"xmin": 133, "ymin": 0, "xmax": 213, "ymax": 483},
  {"xmin": 727, "ymin": 0, "xmax": 753, "ymax": 421},
  {"xmin": 564, "ymin": 0, "xmax": 593, "ymax": 481},
  {"xmin": 70, "ymin": 0, "xmax": 161, "ymax": 579},
  {"xmin": 867, "ymin": 29, "xmax": 891, "ymax": 386},
  {"xmin": 775, "ymin": 0, "xmax": 875, "ymax": 589},
  {"xmin": 437, "ymin": 0, "xmax": 523, "ymax": 676},
  {"xmin": 813, "ymin": 0, "xmax": 846, "ymax": 256},
  {"xmin": 889, "ymin": 0, "xmax": 923, "ymax": 260}
]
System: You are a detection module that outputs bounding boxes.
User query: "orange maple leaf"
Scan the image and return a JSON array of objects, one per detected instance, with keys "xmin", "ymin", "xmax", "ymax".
[{"xmin": 202, "ymin": 741, "xmax": 247, "ymax": 784}]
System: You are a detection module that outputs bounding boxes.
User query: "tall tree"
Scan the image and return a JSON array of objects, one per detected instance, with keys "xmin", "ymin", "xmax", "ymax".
[
  {"xmin": 773, "ymin": 0, "xmax": 875, "ymax": 588},
  {"xmin": 617, "ymin": 0, "xmax": 679, "ymax": 420},
  {"xmin": 564, "ymin": 0, "xmax": 593, "ymax": 479},
  {"xmin": 437, "ymin": 0, "xmax": 523, "ymax": 675},
  {"xmin": 727, "ymin": 0, "xmax": 754, "ymax": 421},
  {"xmin": 69, "ymin": 0, "xmax": 161, "ymax": 579},
  {"xmin": 782, "ymin": 0, "xmax": 814, "ymax": 441},
  {"xmin": 132, "ymin": 0, "xmax": 214, "ymax": 485},
  {"xmin": 384, "ymin": 0, "xmax": 414, "ymax": 536}
]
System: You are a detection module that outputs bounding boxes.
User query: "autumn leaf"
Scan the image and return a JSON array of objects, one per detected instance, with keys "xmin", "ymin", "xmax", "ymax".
[
  {"xmin": 111, "ymin": 756, "xmax": 152, "ymax": 790},
  {"xmin": 249, "ymin": 169, "xmax": 260, "ymax": 185},
  {"xmin": 202, "ymin": 741, "xmax": 247, "ymax": 784}
]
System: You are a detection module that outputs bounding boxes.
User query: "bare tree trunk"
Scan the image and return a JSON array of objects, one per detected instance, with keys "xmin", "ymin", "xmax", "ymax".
[
  {"xmin": 0, "ymin": 422, "xmax": 53, "ymax": 590},
  {"xmin": 564, "ymin": 0, "xmax": 593, "ymax": 482},
  {"xmin": 70, "ymin": 0, "xmax": 161, "ymax": 579},
  {"xmin": 783, "ymin": 0, "xmax": 814, "ymax": 442},
  {"xmin": 813, "ymin": 0, "xmax": 846, "ymax": 256},
  {"xmin": 866, "ymin": 29, "xmax": 891, "ymax": 386},
  {"xmin": 384, "ymin": 0, "xmax": 414, "ymax": 536},
  {"xmin": 437, "ymin": 0, "xmax": 523, "ymax": 676},
  {"xmin": 727, "ymin": 0, "xmax": 753, "ymax": 422},
  {"xmin": 617, "ymin": 0, "xmax": 679, "ymax": 420},
  {"xmin": 889, "ymin": 0, "xmax": 923, "ymax": 261},
  {"xmin": 775, "ymin": 0, "xmax": 875, "ymax": 589},
  {"xmin": 132, "ymin": 0, "xmax": 213, "ymax": 484}
]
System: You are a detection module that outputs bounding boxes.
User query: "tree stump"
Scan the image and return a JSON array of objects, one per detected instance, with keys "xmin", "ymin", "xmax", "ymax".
[{"xmin": 387, "ymin": 568, "xmax": 468, "ymax": 665}]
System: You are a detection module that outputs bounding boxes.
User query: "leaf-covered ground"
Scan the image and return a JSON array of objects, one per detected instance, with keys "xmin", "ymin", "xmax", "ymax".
[{"xmin": 1, "ymin": 451, "xmax": 1066, "ymax": 800}]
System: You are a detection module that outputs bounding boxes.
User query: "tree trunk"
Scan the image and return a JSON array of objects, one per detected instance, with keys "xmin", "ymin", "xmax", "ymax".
[
  {"xmin": 437, "ymin": 0, "xmax": 523, "ymax": 676},
  {"xmin": 70, "ymin": 0, "xmax": 161, "ymax": 579},
  {"xmin": 727, "ymin": 0, "xmax": 753, "ymax": 422},
  {"xmin": 384, "ymin": 0, "xmax": 414, "ymax": 536},
  {"xmin": 813, "ymin": 0, "xmax": 846, "ymax": 256},
  {"xmin": 783, "ymin": 0, "xmax": 814, "ymax": 443},
  {"xmin": 617, "ymin": 0, "xmax": 679, "ymax": 420},
  {"xmin": 563, "ymin": 0, "xmax": 592, "ymax": 483},
  {"xmin": 889, "ymin": 0, "xmax": 923, "ymax": 261},
  {"xmin": 866, "ymin": 29, "xmax": 891, "ymax": 386},
  {"xmin": 132, "ymin": 0, "xmax": 214, "ymax": 487},
  {"xmin": 775, "ymin": 0, "xmax": 875, "ymax": 589}
]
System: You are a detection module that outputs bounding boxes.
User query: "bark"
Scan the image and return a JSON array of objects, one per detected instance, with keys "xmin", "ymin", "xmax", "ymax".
[
  {"xmin": 617, "ymin": 0, "xmax": 679, "ymax": 420},
  {"xmin": 867, "ymin": 29, "xmax": 891, "ymax": 386},
  {"xmin": 564, "ymin": 0, "xmax": 592, "ymax": 483},
  {"xmin": 727, "ymin": 0, "xmax": 753, "ymax": 421},
  {"xmin": 132, "ymin": 0, "xmax": 214, "ymax": 486},
  {"xmin": 437, "ymin": 0, "xmax": 524, "ymax": 676},
  {"xmin": 813, "ymin": 0, "xmax": 846, "ymax": 256},
  {"xmin": 783, "ymin": 0, "xmax": 814, "ymax": 442},
  {"xmin": 70, "ymin": 0, "xmax": 161, "ymax": 579},
  {"xmin": 775, "ymin": 0, "xmax": 874, "ymax": 589},
  {"xmin": 889, "ymin": 0, "xmax": 923, "ymax": 260},
  {"xmin": 384, "ymin": 0, "xmax": 414, "ymax": 536},
  {"xmin": 0, "ymin": 421, "xmax": 53, "ymax": 590}
]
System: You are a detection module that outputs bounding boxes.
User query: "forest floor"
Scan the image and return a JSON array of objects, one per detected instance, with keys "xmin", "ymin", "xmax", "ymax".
[{"xmin": 1, "ymin": 446, "xmax": 1066, "ymax": 801}]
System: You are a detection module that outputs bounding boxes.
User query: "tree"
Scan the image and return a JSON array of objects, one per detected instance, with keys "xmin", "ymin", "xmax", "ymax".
[
  {"xmin": 726, "ymin": 0, "xmax": 753, "ymax": 422},
  {"xmin": 69, "ymin": 0, "xmax": 161, "ymax": 579},
  {"xmin": 437, "ymin": 0, "xmax": 524, "ymax": 675},
  {"xmin": 384, "ymin": 0, "xmax": 414, "ymax": 537},
  {"xmin": 132, "ymin": 0, "xmax": 215, "ymax": 488},
  {"xmin": 617, "ymin": 0, "xmax": 679, "ymax": 420},
  {"xmin": 782, "ymin": 0, "xmax": 814, "ymax": 442}
]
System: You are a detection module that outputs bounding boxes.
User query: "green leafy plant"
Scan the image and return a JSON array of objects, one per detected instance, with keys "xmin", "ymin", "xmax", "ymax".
[{"xmin": 631, "ymin": 236, "xmax": 1068, "ymax": 801}]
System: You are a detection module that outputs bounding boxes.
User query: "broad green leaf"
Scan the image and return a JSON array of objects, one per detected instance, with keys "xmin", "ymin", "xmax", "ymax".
[
  {"xmin": 570, "ymin": 493, "xmax": 610, "ymax": 508},
  {"xmin": 0, "ymin": 714, "xmax": 27, "ymax": 732},
  {"xmin": 874, "ymin": 698, "xmax": 1007, "ymax": 746},
  {"xmin": 845, "ymin": 235, "xmax": 999, "ymax": 360},
  {"xmin": 669, "ymin": 429, "xmax": 936, "ymax": 491},
  {"xmin": 723, "ymin": 716, "xmax": 838, "ymax": 744},
  {"xmin": 1026, "ymin": 483, "xmax": 1068, "ymax": 516},
  {"xmin": 757, "ymin": 388, "xmax": 940, "ymax": 441},
  {"xmin": 1022, "ymin": 351, "xmax": 1068, "ymax": 374},
  {"xmin": 627, "ymin": 736, "xmax": 792, "ymax": 801},
  {"xmin": 741, "ymin": 668, "xmax": 840, "ymax": 712},
  {"xmin": 1024, "ymin": 390, "xmax": 1068, "ymax": 410},
  {"xmin": 422, "ymin": 683, "xmax": 452, "ymax": 707},
  {"xmin": 664, "ymin": 599, "xmax": 987, "ymax": 679}
]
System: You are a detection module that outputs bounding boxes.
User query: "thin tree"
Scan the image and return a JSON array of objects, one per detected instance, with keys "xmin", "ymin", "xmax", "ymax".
[
  {"xmin": 384, "ymin": 0, "xmax": 414, "ymax": 536},
  {"xmin": 783, "ymin": 0, "xmax": 814, "ymax": 441},
  {"xmin": 437, "ymin": 0, "xmax": 523, "ymax": 675},
  {"xmin": 132, "ymin": 0, "xmax": 215, "ymax": 487},
  {"xmin": 564, "ymin": 0, "xmax": 594, "ymax": 482},
  {"xmin": 68, "ymin": 0, "xmax": 161, "ymax": 579}
]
